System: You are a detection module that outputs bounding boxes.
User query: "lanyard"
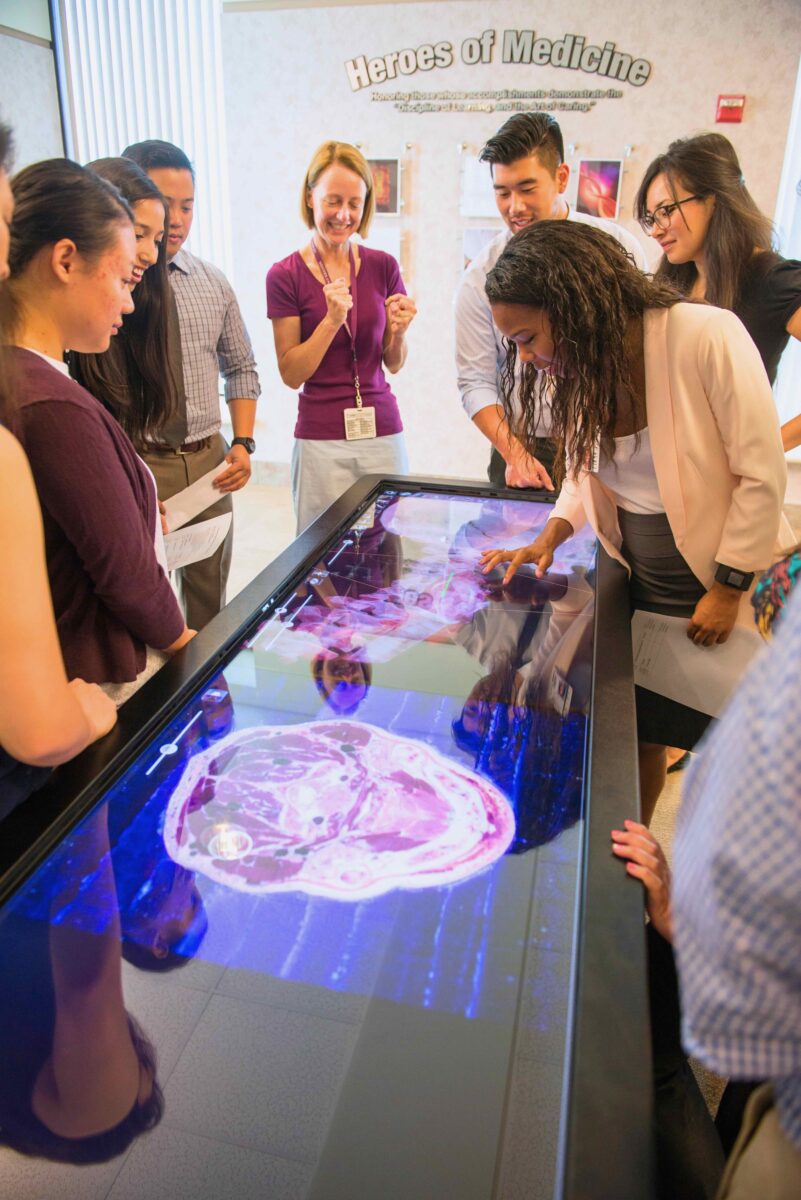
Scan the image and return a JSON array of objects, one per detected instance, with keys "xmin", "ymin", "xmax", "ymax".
[{"xmin": 310, "ymin": 239, "xmax": 362, "ymax": 407}]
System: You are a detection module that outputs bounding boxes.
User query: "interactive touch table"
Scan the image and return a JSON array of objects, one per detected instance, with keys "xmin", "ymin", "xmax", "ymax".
[{"xmin": 0, "ymin": 477, "xmax": 653, "ymax": 1200}]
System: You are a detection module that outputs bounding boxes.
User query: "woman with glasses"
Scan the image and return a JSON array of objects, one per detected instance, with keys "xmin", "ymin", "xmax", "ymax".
[
  {"xmin": 478, "ymin": 221, "xmax": 790, "ymax": 823},
  {"xmin": 635, "ymin": 133, "xmax": 801, "ymax": 451}
]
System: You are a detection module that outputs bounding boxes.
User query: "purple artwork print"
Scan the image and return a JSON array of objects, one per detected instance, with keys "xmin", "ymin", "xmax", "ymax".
[{"xmin": 576, "ymin": 160, "xmax": 623, "ymax": 221}]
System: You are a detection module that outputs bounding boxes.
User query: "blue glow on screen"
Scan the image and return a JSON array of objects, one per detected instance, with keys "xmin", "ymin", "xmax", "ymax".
[{"xmin": 4, "ymin": 490, "xmax": 596, "ymax": 1022}]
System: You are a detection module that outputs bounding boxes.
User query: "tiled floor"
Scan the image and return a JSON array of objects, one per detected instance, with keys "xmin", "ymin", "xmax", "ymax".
[
  {"xmin": 228, "ymin": 480, "xmax": 296, "ymax": 602},
  {"xmin": 2, "ymin": 482, "xmax": 796, "ymax": 1198}
]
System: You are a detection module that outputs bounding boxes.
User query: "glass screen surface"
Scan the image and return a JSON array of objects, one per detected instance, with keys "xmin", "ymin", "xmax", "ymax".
[{"xmin": 0, "ymin": 488, "xmax": 597, "ymax": 1199}]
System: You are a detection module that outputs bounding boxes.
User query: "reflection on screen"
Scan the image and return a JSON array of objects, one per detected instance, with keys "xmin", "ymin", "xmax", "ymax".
[{"xmin": 5, "ymin": 489, "xmax": 597, "ymax": 1022}]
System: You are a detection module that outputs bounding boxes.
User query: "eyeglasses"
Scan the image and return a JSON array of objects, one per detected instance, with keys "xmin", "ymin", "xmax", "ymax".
[{"xmin": 639, "ymin": 194, "xmax": 707, "ymax": 233}]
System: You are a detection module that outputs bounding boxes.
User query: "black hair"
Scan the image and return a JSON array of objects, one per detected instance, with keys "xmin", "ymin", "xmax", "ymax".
[
  {"xmin": 8, "ymin": 159, "xmax": 133, "ymax": 276},
  {"xmin": 634, "ymin": 132, "xmax": 774, "ymax": 310},
  {"xmin": 69, "ymin": 157, "xmax": 180, "ymax": 449},
  {"xmin": 479, "ymin": 111, "xmax": 565, "ymax": 174},
  {"xmin": 122, "ymin": 138, "xmax": 195, "ymax": 180},
  {"xmin": 0, "ymin": 1014, "xmax": 163, "ymax": 1164},
  {"xmin": 484, "ymin": 221, "xmax": 681, "ymax": 485},
  {"xmin": 311, "ymin": 653, "xmax": 373, "ymax": 715}
]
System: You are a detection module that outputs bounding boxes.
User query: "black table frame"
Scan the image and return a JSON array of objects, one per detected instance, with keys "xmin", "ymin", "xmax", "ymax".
[{"xmin": 0, "ymin": 475, "xmax": 654, "ymax": 1198}]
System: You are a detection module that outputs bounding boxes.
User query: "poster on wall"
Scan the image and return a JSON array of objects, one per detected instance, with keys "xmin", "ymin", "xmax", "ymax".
[
  {"xmin": 368, "ymin": 158, "xmax": 401, "ymax": 215},
  {"xmin": 462, "ymin": 226, "xmax": 502, "ymax": 269},
  {"xmin": 576, "ymin": 160, "xmax": 623, "ymax": 221},
  {"xmin": 460, "ymin": 155, "xmax": 497, "ymax": 219}
]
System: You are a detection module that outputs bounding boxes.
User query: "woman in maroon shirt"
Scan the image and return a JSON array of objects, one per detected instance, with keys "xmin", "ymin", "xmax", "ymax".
[
  {"xmin": 5, "ymin": 159, "xmax": 192, "ymax": 691},
  {"xmin": 267, "ymin": 141, "xmax": 417, "ymax": 533}
]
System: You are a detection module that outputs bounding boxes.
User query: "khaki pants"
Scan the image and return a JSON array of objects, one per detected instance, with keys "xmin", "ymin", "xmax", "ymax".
[
  {"xmin": 291, "ymin": 432, "xmax": 408, "ymax": 536},
  {"xmin": 142, "ymin": 433, "xmax": 233, "ymax": 630},
  {"xmin": 717, "ymin": 1083, "xmax": 801, "ymax": 1200}
]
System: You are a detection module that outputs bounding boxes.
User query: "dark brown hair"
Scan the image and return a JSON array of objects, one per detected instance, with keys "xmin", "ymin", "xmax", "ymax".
[
  {"xmin": 484, "ymin": 221, "xmax": 681, "ymax": 484},
  {"xmin": 123, "ymin": 138, "xmax": 195, "ymax": 180},
  {"xmin": 0, "ymin": 1014, "xmax": 163, "ymax": 1164},
  {"xmin": 635, "ymin": 133, "xmax": 774, "ymax": 309},
  {"xmin": 5, "ymin": 159, "xmax": 133, "ymax": 343},
  {"xmin": 69, "ymin": 158, "xmax": 180, "ymax": 448},
  {"xmin": 8, "ymin": 159, "xmax": 133, "ymax": 276},
  {"xmin": 479, "ymin": 112, "xmax": 564, "ymax": 175}
]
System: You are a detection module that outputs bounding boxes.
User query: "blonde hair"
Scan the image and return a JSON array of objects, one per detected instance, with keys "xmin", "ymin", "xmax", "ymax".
[{"xmin": 301, "ymin": 141, "xmax": 374, "ymax": 237}]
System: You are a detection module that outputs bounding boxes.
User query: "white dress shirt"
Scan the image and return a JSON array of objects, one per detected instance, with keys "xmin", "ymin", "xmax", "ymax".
[{"xmin": 454, "ymin": 211, "xmax": 648, "ymax": 436}]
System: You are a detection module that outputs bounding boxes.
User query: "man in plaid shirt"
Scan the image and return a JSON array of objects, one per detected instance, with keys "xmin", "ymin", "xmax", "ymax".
[
  {"xmin": 124, "ymin": 139, "xmax": 261, "ymax": 629},
  {"xmin": 673, "ymin": 584, "xmax": 801, "ymax": 1197}
]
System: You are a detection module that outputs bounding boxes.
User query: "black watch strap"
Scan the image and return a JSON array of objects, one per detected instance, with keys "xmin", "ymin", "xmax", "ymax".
[
  {"xmin": 231, "ymin": 436, "xmax": 256, "ymax": 454},
  {"xmin": 714, "ymin": 563, "xmax": 754, "ymax": 591}
]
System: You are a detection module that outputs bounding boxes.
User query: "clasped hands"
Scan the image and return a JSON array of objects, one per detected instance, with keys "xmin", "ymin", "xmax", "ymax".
[
  {"xmin": 322, "ymin": 280, "xmax": 417, "ymax": 340},
  {"xmin": 384, "ymin": 293, "xmax": 417, "ymax": 338}
]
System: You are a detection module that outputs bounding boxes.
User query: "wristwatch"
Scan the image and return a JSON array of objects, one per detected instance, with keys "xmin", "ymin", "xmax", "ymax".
[
  {"xmin": 231, "ymin": 436, "xmax": 256, "ymax": 454},
  {"xmin": 714, "ymin": 563, "xmax": 754, "ymax": 591}
]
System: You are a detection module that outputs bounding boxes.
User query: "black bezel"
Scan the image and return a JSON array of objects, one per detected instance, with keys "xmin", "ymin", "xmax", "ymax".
[{"xmin": 0, "ymin": 475, "xmax": 653, "ymax": 1198}]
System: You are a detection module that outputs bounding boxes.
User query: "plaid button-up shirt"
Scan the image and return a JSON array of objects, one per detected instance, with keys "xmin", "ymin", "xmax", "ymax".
[
  {"xmin": 169, "ymin": 249, "xmax": 260, "ymax": 441},
  {"xmin": 673, "ymin": 585, "xmax": 801, "ymax": 1151}
]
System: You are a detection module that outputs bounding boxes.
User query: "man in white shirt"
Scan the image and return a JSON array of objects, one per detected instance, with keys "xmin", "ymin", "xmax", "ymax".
[{"xmin": 455, "ymin": 112, "xmax": 647, "ymax": 490}]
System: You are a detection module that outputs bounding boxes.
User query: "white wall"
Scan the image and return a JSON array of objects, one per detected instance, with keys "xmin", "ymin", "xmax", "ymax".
[
  {"xmin": 221, "ymin": 0, "xmax": 801, "ymax": 479},
  {"xmin": 0, "ymin": 29, "xmax": 63, "ymax": 168}
]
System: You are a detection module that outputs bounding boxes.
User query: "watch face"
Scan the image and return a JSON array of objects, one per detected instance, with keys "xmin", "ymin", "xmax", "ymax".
[{"xmin": 234, "ymin": 438, "xmax": 256, "ymax": 454}]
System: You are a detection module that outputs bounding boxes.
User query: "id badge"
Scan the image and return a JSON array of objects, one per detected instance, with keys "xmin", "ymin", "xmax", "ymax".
[
  {"xmin": 343, "ymin": 405, "xmax": 377, "ymax": 441},
  {"xmin": 548, "ymin": 666, "xmax": 574, "ymax": 716}
]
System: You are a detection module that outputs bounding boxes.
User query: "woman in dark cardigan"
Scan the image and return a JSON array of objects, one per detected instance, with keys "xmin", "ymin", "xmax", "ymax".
[
  {"xmin": 5, "ymin": 159, "xmax": 192, "ymax": 695},
  {"xmin": 0, "ymin": 123, "xmax": 117, "ymax": 814}
]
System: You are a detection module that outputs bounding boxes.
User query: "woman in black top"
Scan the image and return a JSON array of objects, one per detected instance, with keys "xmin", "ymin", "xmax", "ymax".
[{"xmin": 636, "ymin": 133, "xmax": 801, "ymax": 450}]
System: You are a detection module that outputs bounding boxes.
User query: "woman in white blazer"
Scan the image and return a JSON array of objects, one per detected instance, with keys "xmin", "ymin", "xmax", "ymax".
[{"xmin": 480, "ymin": 220, "xmax": 790, "ymax": 820}]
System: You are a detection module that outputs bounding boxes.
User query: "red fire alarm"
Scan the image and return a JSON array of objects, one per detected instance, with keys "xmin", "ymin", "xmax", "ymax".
[{"xmin": 716, "ymin": 95, "xmax": 745, "ymax": 123}]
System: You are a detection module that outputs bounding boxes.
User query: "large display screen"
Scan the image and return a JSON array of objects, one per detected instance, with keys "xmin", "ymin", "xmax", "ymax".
[{"xmin": 0, "ymin": 488, "xmax": 598, "ymax": 1198}]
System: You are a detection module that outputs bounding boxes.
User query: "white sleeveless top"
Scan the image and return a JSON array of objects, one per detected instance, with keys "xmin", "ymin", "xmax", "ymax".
[{"xmin": 594, "ymin": 427, "xmax": 665, "ymax": 515}]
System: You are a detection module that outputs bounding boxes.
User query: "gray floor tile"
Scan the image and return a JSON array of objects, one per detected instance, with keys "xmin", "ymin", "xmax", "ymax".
[
  {"xmin": 528, "ymin": 861, "xmax": 580, "ymax": 953},
  {"xmin": 516, "ymin": 946, "xmax": 573, "ymax": 1064},
  {"xmin": 121, "ymin": 964, "xmax": 212, "ymax": 1080},
  {"xmin": 495, "ymin": 1055, "xmax": 564, "ymax": 1200},
  {"xmin": 163, "ymin": 994, "xmax": 358, "ymax": 1162},
  {"xmin": 107, "ymin": 1124, "xmax": 312, "ymax": 1200},
  {"xmin": 0, "ymin": 1146, "xmax": 126, "ymax": 1200},
  {"xmin": 216, "ymin": 967, "xmax": 369, "ymax": 1024}
]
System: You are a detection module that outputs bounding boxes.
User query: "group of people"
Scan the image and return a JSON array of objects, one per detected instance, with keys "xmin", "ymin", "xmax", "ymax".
[
  {"xmin": 0, "ymin": 102, "xmax": 800, "ymax": 1195},
  {"xmin": 467, "ymin": 114, "xmax": 799, "ymax": 1198}
]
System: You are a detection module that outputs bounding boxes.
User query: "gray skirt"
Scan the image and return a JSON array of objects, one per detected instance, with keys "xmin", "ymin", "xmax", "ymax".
[{"xmin": 618, "ymin": 509, "xmax": 711, "ymax": 750}]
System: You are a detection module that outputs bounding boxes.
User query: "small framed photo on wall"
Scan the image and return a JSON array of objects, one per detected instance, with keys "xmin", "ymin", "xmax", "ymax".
[
  {"xmin": 368, "ymin": 158, "xmax": 401, "ymax": 216},
  {"xmin": 460, "ymin": 154, "xmax": 498, "ymax": 219},
  {"xmin": 576, "ymin": 160, "xmax": 623, "ymax": 221}
]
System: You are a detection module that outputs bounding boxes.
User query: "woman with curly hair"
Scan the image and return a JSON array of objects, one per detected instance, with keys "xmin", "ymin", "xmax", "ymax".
[
  {"xmin": 479, "ymin": 220, "xmax": 790, "ymax": 819},
  {"xmin": 635, "ymin": 133, "xmax": 801, "ymax": 451}
]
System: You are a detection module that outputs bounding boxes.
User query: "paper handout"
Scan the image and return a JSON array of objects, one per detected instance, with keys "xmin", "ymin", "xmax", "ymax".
[
  {"xmin": 163, "ymin": 465, "xmax": 227, "ymax": 531},
  {"xmin": 631, "ymin": 610, "xmax": 764, "ymax": 718},
  {"xmin": 164, "ymin": 514, "xmax": 232, "ymax": 573}
]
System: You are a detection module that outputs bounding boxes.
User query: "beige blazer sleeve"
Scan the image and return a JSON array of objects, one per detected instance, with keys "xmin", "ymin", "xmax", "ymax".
[{"xmin": 692, "ymin": 307, "xmax": 787, "ymax": 571}]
